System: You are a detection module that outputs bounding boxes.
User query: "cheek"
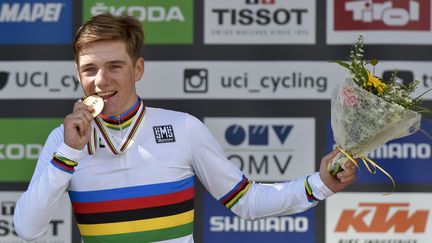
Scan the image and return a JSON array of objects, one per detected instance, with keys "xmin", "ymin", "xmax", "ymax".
[{"xmin": 80, "ymin": 79, "xmax": 94, "ymax": 93}]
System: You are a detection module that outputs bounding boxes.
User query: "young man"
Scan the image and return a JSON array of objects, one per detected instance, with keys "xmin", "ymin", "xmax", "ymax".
[{"xmin": 14, "ymin": 13, "xmax": 356, "ymax": 242}]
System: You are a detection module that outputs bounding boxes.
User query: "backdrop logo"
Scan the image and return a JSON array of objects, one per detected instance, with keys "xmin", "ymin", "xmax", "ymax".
[
  {"xmin": 0, "ymin": 192, "xmax": 71, "ymax": 242},
  {"xmin": 83, "ymin": 0, "xmax": 193, "ymax": 44},
  {"xmin": 0, "ymin": 0, "xmax": 72, "ymax": 44},
  {"xmin": 0, "ymin": 71, "xmax": 9, "ymax": 90},
  {"xmin": 203, "ymin": 191, "xmax": 315, "ymax": 243},
  {"xmin": 326, "ymin": 193, "xmax": 432, "ymax": 242},
  {"xmin": 204, "ymin": 118, "xmax": 315, "ymax": 181},
  {"xmin": 0, "ymin": 119, "xmax": 62, "ymax": 182},
  {"xmin": 225, "ymin": 125, "xmax": 292, "ymax": 146},
  {"xmin": 184, "ymin": 69, "xmax": 208, "ymax": 93},
  {"xmin": 336, "ymin": 202, "xmax": 428, "ymax": 233},
  {"xmin": 334, "ymin": 0, "xmax": 431, "ymax": 30},
  {"xmin": 204, "ymin": 0, "xmax": 316, "ymax": 44}
]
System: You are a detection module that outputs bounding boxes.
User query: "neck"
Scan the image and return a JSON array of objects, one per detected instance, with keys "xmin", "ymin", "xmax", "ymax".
[{"xmin": 100, "ymin": 97, "xmax": 141, "ymax": 126}]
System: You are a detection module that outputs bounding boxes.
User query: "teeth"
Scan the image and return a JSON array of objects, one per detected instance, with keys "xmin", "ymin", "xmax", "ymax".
[{"xmin": 97, "ymin": 91, "xmax": 115, "ymax": 97}]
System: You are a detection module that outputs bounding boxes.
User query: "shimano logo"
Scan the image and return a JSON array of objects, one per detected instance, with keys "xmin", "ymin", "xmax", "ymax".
[
  {"xmin": 0, "ymin": 3, "xmax": 64, "ymax": 22},
  {"xmin": 369, "ymin": 143, "xmax": 431, "ymax": 159},
  {"xmin": 210, "ymin": 215, "xmax": 308, "ymax": 232}
]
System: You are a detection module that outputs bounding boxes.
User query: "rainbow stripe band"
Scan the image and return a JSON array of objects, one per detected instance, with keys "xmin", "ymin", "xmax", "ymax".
[
  {"xmin": 305, "ymin": 176, "xmax": 320, "ymax": 203},
  {"xmin": 50, "ymin": 153, "xmax": 78, "ymax": 174},
  {"xmin": 220, "ymin": 175, "xmax": 251, "ymax": 209},
  {"xmin": 69, "ymin": 177, "xmax": 195, "ymax": 241}
]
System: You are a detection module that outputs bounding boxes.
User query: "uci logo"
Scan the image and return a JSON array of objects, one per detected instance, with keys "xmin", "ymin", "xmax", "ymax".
[
  {"xmin": 225, "ymin": 124, "xmax": 293, "ymax": 146},
  {"xmin": 0, "ymin": 71, "xmax": 9, "ymax": 90}
]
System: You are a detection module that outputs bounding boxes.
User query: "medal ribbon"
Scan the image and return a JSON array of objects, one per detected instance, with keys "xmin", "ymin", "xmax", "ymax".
[{"xmin": 94, "ymin": 101, "xmax": 146, "ymax": 155}]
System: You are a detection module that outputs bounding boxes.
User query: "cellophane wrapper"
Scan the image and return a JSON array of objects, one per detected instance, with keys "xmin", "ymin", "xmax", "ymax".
[{"xmin": 329, "ymin": 78, "xmax": 421, "ymax": 173}]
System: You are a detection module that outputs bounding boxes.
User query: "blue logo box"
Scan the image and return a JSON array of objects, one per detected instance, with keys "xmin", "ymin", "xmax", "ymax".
[{"xmin": 0, "ymin": 0, "xmax": 72, "ymax": 44}]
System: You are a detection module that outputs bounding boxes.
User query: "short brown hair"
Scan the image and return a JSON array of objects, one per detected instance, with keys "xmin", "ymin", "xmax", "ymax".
[{"xmin": 73, "ymin": 13, "xmax": 144, "ymax": 63}]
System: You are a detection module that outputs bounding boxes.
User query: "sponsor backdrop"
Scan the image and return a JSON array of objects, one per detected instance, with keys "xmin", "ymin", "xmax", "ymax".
[{"xmin": 0, "ymin": 0, "xmax": 431, "ymax": 242}]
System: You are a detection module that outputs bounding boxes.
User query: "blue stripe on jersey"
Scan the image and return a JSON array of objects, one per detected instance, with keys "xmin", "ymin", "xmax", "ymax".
[{"xmin": 69, "ymin": 176, "xmax": 195, "ymax": 203}]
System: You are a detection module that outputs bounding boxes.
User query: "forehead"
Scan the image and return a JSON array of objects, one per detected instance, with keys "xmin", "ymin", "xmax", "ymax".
[{"xmin": 78, "ymin": 41, "xmax": 131, "ymax": 65}]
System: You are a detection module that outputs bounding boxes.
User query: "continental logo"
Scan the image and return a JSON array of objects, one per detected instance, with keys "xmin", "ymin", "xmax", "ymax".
[
  {"xmin": 0, "ymin": 2, "xmax": 65, "ymax": 22},
  {"xmin": 335, "ymin": 202, "xmax": 428, "ymax": 233}
]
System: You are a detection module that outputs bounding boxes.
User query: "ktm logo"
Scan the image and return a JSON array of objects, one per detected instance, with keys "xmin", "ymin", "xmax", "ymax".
[{"xmin": 335, "ymin": 203, "xmax": 429, "ymax": 233}]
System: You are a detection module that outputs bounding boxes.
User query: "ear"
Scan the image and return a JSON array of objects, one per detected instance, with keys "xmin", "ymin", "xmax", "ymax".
[{"xmin": 134, "ymin": 57, "xmax": 144, "ymax": 81}]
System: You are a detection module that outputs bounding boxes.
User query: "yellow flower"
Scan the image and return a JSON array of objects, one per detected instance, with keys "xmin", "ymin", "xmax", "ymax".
[{"xmin": 367, "ymin": 71, "xmax": 386, "ymax": 93}]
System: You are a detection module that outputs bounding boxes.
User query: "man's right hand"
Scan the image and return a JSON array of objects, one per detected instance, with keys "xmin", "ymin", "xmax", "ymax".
[{"xmin": 63, "ymin": 101, "xmax": 95, "ymax": 150}]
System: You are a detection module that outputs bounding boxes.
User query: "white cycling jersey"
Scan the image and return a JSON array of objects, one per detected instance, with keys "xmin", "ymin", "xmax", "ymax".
[{"xmin": 14, "ymin": 100, "xmax": 333, "ymax": 242}]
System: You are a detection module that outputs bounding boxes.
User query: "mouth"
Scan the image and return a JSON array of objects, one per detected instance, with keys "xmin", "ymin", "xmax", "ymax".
[{"xmin": 96, "ymin": 91, "xmax": 117, "ymax": 101}]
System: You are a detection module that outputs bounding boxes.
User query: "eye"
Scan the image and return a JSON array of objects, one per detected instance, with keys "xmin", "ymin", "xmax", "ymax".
[
  {"xmin": 109, "ymin": 65, "xmax": 121, "ymax": 71},
  {"xmin": 81, "ymin": 67, "xmax": 97, "ymax": 76}
]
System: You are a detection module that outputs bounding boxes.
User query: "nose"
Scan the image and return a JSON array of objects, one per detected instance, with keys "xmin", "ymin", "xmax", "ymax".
[{"xmin": 94, "ymin": 68, "xmax": 109, "ymax": 87}]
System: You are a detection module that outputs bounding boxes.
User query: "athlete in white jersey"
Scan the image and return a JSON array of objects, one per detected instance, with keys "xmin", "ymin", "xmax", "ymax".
[{"xmin": 13, "ymin": 13, "xmax": 357, "ymax": 242}]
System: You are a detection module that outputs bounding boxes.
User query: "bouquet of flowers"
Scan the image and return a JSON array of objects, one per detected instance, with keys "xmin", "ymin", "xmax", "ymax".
[{"xmin": 328, "ymin": 35, "xmax": 431, "ymax": 187}]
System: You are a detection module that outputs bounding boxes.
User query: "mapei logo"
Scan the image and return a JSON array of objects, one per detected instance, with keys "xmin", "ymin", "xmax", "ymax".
[
  {"xmin": 225, "ymin": 124, "xmax": 293, "ymax": 146},
  {"xmin": 0, "ymin": 0, "xmax": 72, "ymax": 44},
  {"xmin": 335, "ymin": 202, "xmax": 429, "ymax": 233},
  {"xmin": 0, "ymin": 2, "xmax": 64, "ymax": 22},
  {"xmin": 334, "ymin": 0, "xmax": 430, "ymax": 30}
]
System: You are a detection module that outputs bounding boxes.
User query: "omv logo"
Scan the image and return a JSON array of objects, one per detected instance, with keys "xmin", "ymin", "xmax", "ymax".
[
  {"xmin": 0, "ymin": 71, "xmax": 9, "ymax": 90},
  {"xmin": 225, "ymin": 124, "xmax": 293, "ymax": 146}
]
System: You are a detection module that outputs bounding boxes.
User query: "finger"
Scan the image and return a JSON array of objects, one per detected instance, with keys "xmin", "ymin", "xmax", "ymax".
[
  {"xmin": 337, "ymin": 166, "xmax": 356, "ymax": 179},
  {"xmin": 344, "ymin": 161, "xmax": 357, "ymax": 169},
  {"xmin": 73, "ymin": 100, "xmax": 95, "ymax": 114},
  {"xmin": 340, "ymin": 173, "xmax": 356, "ymax": 184},
  {"xmin": 322, "ymin": 149, "xmax": 340, "ymax": 163}
]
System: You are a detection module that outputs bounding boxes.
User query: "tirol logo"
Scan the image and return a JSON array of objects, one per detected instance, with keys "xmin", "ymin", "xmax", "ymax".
[
  {"xmin": 153, "ymin": 125, "xmax": 176, "ymax": 143},
  {"xmin": 83, "ymin": 0, "xmax": 193, "ymax": 44},
  {"xmin": 0, "ymin": 119, "xmax": 62, "ymax": 182},
  {"xmin": 0, "ymin": 71, "xmax": 9, "ymax": 90},
  {"xmin": 204, "ymin": 118, "xmax": 315, "ymax": 181},
  {"xmin": 334, "ymin": 0, "xmax": 431, "ymax": 30},
  {"xmin": 336, "ymin": 203, "xmax": 428, "ymax": 233},
  {"xmin": 0, "ymin": 1, "xmax": 72, "ymax": 44},
  {"xmin": 204, "ymin": 0, "xmax": 316, "ymax": 44}
]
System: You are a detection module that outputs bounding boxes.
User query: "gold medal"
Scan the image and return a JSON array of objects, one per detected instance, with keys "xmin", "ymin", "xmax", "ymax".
[{"xmin": 82, "ymin": 95, "xmax": 104, "ymax": 118}]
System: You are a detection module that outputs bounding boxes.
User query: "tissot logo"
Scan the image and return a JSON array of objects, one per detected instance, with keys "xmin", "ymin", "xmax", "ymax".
[
  {"xmin": 204, "ymin": 0, "xmax": 315, "ymax": 44},
  {"xmin": 334, "ymin": 0, "xmax": 431, "ymax": 31},
  {"xmin": 153, "ymin": 125, "xmax": 176, "ymax": 143},
  {"xmin": 1, "ymin": 201, "xmax": 15, "ymax": 216},
  {"xmin": 246, "ymin": 0, "xmax": 275, "ymax": 5},
  {"xmin": 0, "ymin": 71, "xmax": 9, "ymax": 90}
]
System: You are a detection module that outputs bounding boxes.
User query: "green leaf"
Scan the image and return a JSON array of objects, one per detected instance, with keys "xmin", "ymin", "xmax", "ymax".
[{"xmin": 334, "ymin": 60, "xmax": 351, "ymax": 70}]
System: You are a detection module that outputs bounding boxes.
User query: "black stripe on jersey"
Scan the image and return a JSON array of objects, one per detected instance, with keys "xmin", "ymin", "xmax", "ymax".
[{"xmin": 74, "ymin": 199, "xmax": 194, "ymax": 224}]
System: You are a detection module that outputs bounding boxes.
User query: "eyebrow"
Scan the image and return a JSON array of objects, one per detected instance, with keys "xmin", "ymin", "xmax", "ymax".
[{"xmin": 79, "ymin": 60, "xmax": 127, "ymax": 70}]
